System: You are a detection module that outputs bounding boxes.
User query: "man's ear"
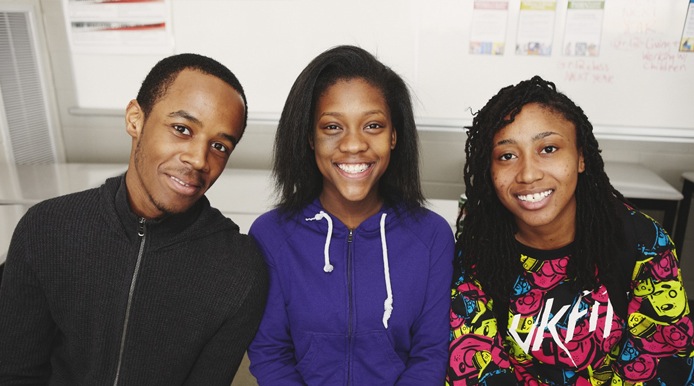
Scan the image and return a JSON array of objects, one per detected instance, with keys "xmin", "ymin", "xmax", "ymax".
[{"xmin": 125, "ymin": 99, "xmax": 144, "ymax": 139}]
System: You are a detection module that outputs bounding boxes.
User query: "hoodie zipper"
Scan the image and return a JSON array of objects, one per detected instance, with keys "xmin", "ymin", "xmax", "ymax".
[
  {"xmin": 113, "ymin": 217, "xmax": 147, "ymax": 386},
  {"xmin": 346, "ymin": 228, "xmax": 354, "ymax": 385}
]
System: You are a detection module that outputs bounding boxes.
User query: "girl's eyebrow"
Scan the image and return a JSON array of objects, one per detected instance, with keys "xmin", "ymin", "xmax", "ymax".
[
  {"xmin": 533, "ymin": 131, "xmax": 559, "ymax": 141},
  {"xmin": 318, "ymin": 109, "xmax": 387, "ymax": 118},
  {"xmin": 494, "ymin": 131, "xmax": 559, "ymax": 147}
]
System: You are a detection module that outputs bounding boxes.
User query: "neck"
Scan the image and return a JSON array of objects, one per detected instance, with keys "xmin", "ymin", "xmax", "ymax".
[
  {"xmin": 515, "ymin": 223, "xmax": 575, "ymax": 250},
  {"xmin": 319, "ymin": 194, "xmax": 383, "ymax": 229}
]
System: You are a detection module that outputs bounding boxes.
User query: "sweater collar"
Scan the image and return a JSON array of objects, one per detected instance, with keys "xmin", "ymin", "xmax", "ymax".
[{"xmin": 103, "ymin": 174, "xmax": 217, "ymax": 242}]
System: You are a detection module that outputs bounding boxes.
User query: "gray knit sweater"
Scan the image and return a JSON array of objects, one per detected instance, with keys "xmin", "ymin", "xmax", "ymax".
[{"xmin": 0, "ymin": 175, "xmax": 268, "ymax": 385}]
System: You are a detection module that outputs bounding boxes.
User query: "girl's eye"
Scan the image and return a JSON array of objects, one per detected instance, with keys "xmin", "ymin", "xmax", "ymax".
[
  {"xmin": 325, "ymin": 124, "xmax": 340, "ymax": 131},
  {"xmin": 499, "ymin": 153, "xmax": 516, "ymax": 161},
  {"xmin": 541, "ymin": 145, "xmax": 558, "ymax": 154},
  {"xmin": 365, "ymin": 123, "xmax": 383, "ymax": 130},
  {"xmin": 212, "ymin": 142, "xmax": 228, "ymax": 153},
  {"xmin": 173, "ymin": 125, "xmax": 191, "ymax": 136}
]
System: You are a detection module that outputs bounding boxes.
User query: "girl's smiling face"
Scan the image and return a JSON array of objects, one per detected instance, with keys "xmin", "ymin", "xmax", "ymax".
[
  {"xmin": 312, "ymin": 78, "xmax": 396, "ymax": 219},
  {"xmin": 491, "ymin": 103, "xmax": 585, "ymax": 248}
]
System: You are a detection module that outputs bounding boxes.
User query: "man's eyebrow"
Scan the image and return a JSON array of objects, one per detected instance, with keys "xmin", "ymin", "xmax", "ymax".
[
  {"xmin": 168, "ymin": 110, "xmax": 239, "ymax": 146},
  {"xmin": 168, "ymin": 110, "xmax": 202, "ymax": 126},
  {"xmin": 222, "ymin": 133, "xmax": 239, "ymax": 147}
]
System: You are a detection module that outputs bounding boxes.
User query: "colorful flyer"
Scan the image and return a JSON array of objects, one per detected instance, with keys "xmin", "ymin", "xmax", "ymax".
[
  {"xmin": 681, "ymin": 0, "xmax": 694, "ymax": 52},
  {"xmin": 563, "ymin": 0, "xmax": 605, "ymax": 56},
  {"xmin": 469, "ymin": 0, "xmax": 509, "ymax": 55},
  {"xmin": 63, "ymin": 0, "xmax": 173, "ymax": 54},
  {"xmin": 515, "ymin": 0, "xmax": 557, "ymax": 56}
]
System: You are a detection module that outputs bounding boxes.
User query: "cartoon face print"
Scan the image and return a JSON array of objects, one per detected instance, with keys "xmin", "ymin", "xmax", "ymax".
[
  {"xmin": 649, "ymin": 250, "xmax": 679, "ymax": 282},
  {"xmin": 646, "ymin": 280, "xmax": 688, "ymax": 322},
  {"xmin": 512, "ymin": 288, "xmax": 544, "ymax": 315},
  {"xmin": 620, "ymin": 354, "xmax": 657, "ymax": 383},
  {"xmin": 637, "ymin": 222, "xmax": 671, "ymax": 256},
  {"xmin": 529, "ymin": 256, "xmax": 569, "ymax": 290},
  {"xmin": 448, "ymin": 334, "xmax": 509, "ymax": 384},
  {"xmin": 627, "ymin": 312, "xmax": 657, "ymax": 339},
  {"xmin": 513, "ymin": 275, "xmax": 532, "ymax": 296}
]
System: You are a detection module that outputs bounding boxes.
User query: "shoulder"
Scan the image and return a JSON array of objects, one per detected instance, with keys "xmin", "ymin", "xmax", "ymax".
[
  {"xmin": 20, "ymin": 187, "xmax": 101, "ymax": 226},
  {"xmin": 388, "ymin": 206, "xmax": 455, "ymax": 260},
  {"xmin": 250, "ymin": 208, "xmax": 294, "ymax": 238},
  {"xmin": 617, "ymin": 202, "xmax": 671, "ymax": 252},
  {"xmin": 397, "ymin": 206, "xmax": 454, "ymax": 239},
  {"xmin": 248, "ymin": 208, "xmax": 302, "ymax": 255}
]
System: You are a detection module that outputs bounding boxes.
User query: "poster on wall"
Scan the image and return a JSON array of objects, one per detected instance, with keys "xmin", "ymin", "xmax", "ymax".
[
  {"xmin": 63, "ymin": 0, "xmax": 174, "ymax": 55},
  {"xmin": 681, "ymin": 0, "xmax": 694, "ymax": 52},
  {"xmin": 563, "ymin": 0, "xmax": 605, "ymax": 56},
  {"xmin": 469, "ymin": 0, "xmax": 509, "ymax": 55},
  {"xmin": 515, "ymin": 0, "xmax": 557, "ymax": 56}
]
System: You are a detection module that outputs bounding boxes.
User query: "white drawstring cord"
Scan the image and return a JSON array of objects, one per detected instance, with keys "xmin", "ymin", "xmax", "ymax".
[
  {"xmin": 305, "ymin": 211, "xmax": 334, "ymax": 273},
  {"xmin": 306, "ymin": 210, "xmax": 393, "ymax": 329},
  {"xmin": 380, "ymin": 213, "xmax": 393, "ymax": 329}
]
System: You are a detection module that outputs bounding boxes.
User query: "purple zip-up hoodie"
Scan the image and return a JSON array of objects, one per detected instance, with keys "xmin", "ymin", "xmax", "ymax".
[{"xmin": 248, "ymin": 199, "xmax": 454, "ymax": 385}]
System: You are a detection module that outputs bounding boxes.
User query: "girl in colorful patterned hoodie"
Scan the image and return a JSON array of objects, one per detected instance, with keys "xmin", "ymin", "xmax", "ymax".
[{"xmin": 447, "ymin": 76, "xmax": 693, "ymax": 385}]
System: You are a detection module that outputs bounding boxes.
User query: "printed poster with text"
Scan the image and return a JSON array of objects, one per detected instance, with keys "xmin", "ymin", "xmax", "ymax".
[
  {"xmin": 516, "ymin": 0, "xmax": 557, "ymax": 56},
  {"xmin": 64, "ymin": 0, "xmax": 173, "ymax": 54},
  {"xmin": 563, "ymin": 0, "xmax": 605, "ymax": 56},
  {"xmin": 681, "ymin": 0, "xmax": 694, "ymax": 52},
  {"xmin": 469, "ymin": 0, "xmax": 509, "ymax": 55}
]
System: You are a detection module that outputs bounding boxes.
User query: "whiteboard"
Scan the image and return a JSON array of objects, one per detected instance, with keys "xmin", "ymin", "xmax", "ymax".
[{"xmin": 70, "ymin": 0, "xmax": 694, "ymax": 140}]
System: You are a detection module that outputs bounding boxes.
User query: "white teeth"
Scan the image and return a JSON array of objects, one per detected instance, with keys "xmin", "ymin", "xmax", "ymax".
[
  {"xmin": 171, "ymin": 176, "xmax": 190, "ymax": 187},
  {"xmin": 518, "ymin": 190, "xmax": 552, "ymax": 203},
  {"xmin": 338, "ymin": 163, "xmax": 369, "ymax": 174}
]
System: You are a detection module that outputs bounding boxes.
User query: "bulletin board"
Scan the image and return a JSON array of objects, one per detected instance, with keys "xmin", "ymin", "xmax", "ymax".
[{"xmin": 69, "ymin": 0, "xmax": 694, "ymax": 140}]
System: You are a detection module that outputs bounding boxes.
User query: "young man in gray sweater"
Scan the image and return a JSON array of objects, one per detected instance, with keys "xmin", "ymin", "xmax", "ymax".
[{"xmin": 0, "ymin": 53, "xmax": 268, "ymax": 386}]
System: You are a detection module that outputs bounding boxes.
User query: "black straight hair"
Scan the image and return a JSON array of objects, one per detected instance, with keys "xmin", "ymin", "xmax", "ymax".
[{"xmin": 272, "ymin": 45, "xmax": 424, "ymax": 213}]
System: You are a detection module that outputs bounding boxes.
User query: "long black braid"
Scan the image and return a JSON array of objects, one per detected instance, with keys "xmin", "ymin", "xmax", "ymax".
[{"xmin": 455, "ymin": 76, "xmax": 628, "ymax": 334}]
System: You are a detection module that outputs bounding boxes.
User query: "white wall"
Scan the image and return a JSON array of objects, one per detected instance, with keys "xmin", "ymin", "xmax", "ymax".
[{"xmin": 16, "ymin": 0, "xmax": 694, "ymax": 272}]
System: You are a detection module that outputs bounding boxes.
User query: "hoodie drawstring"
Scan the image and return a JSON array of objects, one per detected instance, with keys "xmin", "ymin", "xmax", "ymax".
[
  {"xmin": 379, "ymin": 213, "xmax": 393, "ymax": 329},
  {"xmin": 305, "ymin": 211, "xmax": 393, "ymax": 329},
  {"xmin": 305, "ymin": 211, "xmax": 334, "ymax": 272}
]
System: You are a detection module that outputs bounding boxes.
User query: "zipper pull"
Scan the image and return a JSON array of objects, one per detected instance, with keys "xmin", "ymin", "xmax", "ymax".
[
  {"xmin": 348, "ymin": 229, "xmax": 353, "ymax": 243},
  {"xmin": 137, "ymin": 217, "xmax": 146, "ymax": 237}
]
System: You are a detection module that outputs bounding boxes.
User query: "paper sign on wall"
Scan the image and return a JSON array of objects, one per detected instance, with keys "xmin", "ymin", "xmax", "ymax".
[
  {"xmin": 681, "ymin": 0, "xmax": 694, "ymax": 52},
  {"xmin": 563, "ymin": 0, "xmax": 605, "ymax": 56},
  {"xmin": 64, "ymin": 0, "xmax": 173, "ymax": 55}
]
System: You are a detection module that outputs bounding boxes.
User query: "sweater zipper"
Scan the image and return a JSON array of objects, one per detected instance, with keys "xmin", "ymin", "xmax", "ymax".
[
  {"xmin": 113, "ymin": 217, "xmax": 147, "ymax": 386},
  {"xmin": 346, "ymin": 229, "xmax": 354, "ymax": 386}
]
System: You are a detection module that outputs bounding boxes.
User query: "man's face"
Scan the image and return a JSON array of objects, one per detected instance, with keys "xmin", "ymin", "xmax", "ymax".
[{"xmin": 125, "ymin": 69, "xmax": 245, "ymax": 219}]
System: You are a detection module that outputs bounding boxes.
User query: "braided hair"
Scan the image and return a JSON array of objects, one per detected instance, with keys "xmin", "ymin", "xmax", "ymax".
[{"xmin": 455, "ymin": 76, "xmax": 627, "ymax": 333}]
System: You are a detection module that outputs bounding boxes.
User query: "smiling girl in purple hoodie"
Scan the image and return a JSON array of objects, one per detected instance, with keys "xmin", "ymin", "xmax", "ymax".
[{"xmin": 247, "ymin": 45, "xmax": 454, "ymax": 386}]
